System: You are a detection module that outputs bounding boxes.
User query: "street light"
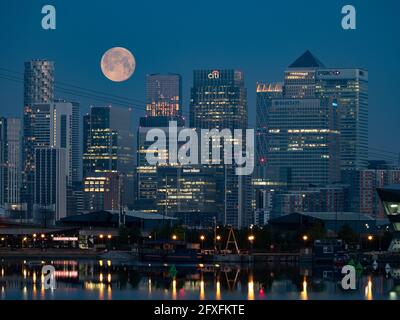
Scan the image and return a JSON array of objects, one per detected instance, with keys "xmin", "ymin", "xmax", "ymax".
[
  {"xmin": 22, "ymin": 237, "xmax": 27, "ymax": 248},
  {"xmin": 172, "ymin": 234, "xmax": 177, "ymax": 241},
  {"xmin": 248, "ymin": 235, "xmax": 255, "ymax": 254},
  {"xmin": 368, "ymin": 235, "xmax": 373, "ymax": 241},
  {"xmin": 302, "ymin": 235, "xmax": 309, "ymax": 242},
  {"xmin": 107, "ymin": 235, "xmax": 112, "ymax": 240},
  {"xmin": 200, "ymin": 235, "xmax": 206, "ymax": 250},
  {"xmin": 215, "ymin": 235, "xmax": 222, "ymax": 253},
  {"xmin": 99, "ymin": 234, "xmax": 104, "ymax": 239}
]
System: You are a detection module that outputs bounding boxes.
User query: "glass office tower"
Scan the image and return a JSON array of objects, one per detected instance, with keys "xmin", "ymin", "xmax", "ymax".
[
  {"xmin": 83, "ymin": 106, "xmax": 134, "ymax": 211},
  {"xmin": 0, "ymin": 118, "xmax": 22, "ymax": 209},
  {"xmin": 146, "ymin": 74, "xmax": 182, "ymax": 117},
  {"xmin": 190, "ymin": 69, "xmax": 252, "ymax": 228},
  {"xmin": 284, "ymin": 50, "xmax": 368, "ymax": 171}
]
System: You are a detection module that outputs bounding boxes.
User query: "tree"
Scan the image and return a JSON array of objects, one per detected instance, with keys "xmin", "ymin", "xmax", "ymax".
[
  {"xmin": 308, "ymin": 221, "xmax": 327, "ymax": 240},
  {"xmin": 338, "ymin": 224, "xmax": 358, "ymax": 244},
  {"xmin": 118, "ymin": 226, "xmax": 140, "ymax": 248}
]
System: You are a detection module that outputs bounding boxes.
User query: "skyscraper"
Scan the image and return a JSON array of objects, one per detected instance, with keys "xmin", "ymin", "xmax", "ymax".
[
  {"xmin": 136, "ymin": 116, "xmax": 185, "ymax": 209},
  {"xmin": 316, "ymin": 69, "xmax": 368, "ymax": 170},
  {"xmin": 0, "ymin": 118, "xmax": 22, "ymax": 210},
  {"xmin": 190, "ymin": 70, "xmax": 247, "ymax": 130},
  {"xmin": 23, "ymin": 60, "xmax": 54, "ymax": 213},
  {"xmin": 284, "ymin": 50, "xmax": 368, "ymax": 170},
  {"xmin": 190, "ymin": 69, "xmax": 252, "ymax": 228},
  {"xmin": 34, "ymin": 148, "xmax": 67, "ymax": 225},
  {"xmin": 25, "ymin": 101, "xmax": 80, "ymax": 186},
  {"xmin": 156, "ymin": 166, "xmax": 218, "ymax": 227},
  {"xmin": 24, "ymin": 60, "xmax": 54, "ymax": 107},
  {"xmin": 83, "ymin": 106, "xmax": 134, "ymax": 176},
  {"xmin": 256, "ymin": 83, "xmax": 283, "ymax": 167},
  {"xmin": 136, "ymin": 74, "xmax": 184, "ymax": 212},
  {"xmin": 257, "ymin": 51, "xmax": 368, "ymax": 187},
  {"xmin": 264, "ymin": 98, "xmax": 341, "ymax": 187},
  {"xmin": 146, "ymin": 74, "xmax": 182, "ymax": 117},
  {"xmin": 82, "ymin": 113, "xmax": 91, "ymax": 178},
  {"xmin": 83, "ymin": 106, "xmax": 134, "ymax": 211}
]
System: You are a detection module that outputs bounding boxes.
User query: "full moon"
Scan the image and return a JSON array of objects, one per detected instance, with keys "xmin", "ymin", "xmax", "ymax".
[{"xmin": 101, "ymin": 47, "xmax": 136, "ymax": 82}]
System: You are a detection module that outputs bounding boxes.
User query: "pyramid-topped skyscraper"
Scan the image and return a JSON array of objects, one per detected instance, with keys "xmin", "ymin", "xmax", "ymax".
[
  {"xmin": 288, "ymin": 50, "xmax": 326, "ymax": 69},
  {"xmin": 283, "ymin": 50, "xmax": 368, "ymax": 171}
]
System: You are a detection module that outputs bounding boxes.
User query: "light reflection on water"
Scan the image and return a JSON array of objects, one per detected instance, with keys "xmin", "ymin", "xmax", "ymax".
[{"xmin": 0, "ymin": 259, "xmax": 399, "ymax": 300}]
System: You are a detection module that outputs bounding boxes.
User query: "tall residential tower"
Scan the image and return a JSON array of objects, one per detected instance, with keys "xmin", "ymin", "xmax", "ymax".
[{"xmin": 23, "ymin": 60, "xmax": 55, "ymax": 214}]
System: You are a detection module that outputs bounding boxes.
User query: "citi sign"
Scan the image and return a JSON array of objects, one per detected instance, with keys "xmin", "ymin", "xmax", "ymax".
[{"xmin": 208, "ymin": 70, "xmax": 220, "ymax": 79}]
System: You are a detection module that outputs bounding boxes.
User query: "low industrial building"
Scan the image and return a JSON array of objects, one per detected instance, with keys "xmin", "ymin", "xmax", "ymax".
[{"xmin": 377, "ymin": 186, "xmax": 400, "ymax": 252}]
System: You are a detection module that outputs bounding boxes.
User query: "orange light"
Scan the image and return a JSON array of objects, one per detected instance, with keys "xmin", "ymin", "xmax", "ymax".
[
  {"xmin": 248, "ymin": 235, "xmax": 255, "ymax": 242},
  {"xmin": 200, "ymin": 235, "xmax": 206, "ymax": 241},
  {"xmin": 41, "ymin": 234, "xmax": 45, "ymax": 239},
  {"xmin": 302, "ymin": 235, "xmax": 309, "ymax": 241},
  {"xmin": 172, "ymin": 235, "xmax": 177, "ymax": 240},
  {"xmin": 107, "ymin": 235, "xmax": 112, "ymax": 239},
  {"xmin": 368, "ymin": 235, "xmax": 373, "ymax": 241},
  {"xmin": 216, "ymin": 235, "xmax": 222, "ymax": 241},
  {"xmin": 99, "ymin": 234, "xmax": 104, "ymax": 239},
  {"xmin": 33, "ymin": 234, "xmax": 37, "ymax": 238}
]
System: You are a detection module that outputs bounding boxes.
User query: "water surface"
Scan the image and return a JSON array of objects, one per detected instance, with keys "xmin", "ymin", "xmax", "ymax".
[{"xmin": 0, "ymin": 259, "xmax": 399, "ymax": 300}]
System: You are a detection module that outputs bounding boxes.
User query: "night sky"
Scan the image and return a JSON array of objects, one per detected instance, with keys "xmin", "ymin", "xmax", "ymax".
[{"xmin": 0, "ymin": 0, "xmax": 399, "ymax": 158}]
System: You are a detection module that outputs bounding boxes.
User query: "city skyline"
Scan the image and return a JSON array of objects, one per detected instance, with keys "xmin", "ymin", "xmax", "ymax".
[
  {"xmin": 0, "ymin": 1, "xmax": 399, "ymax": 230},
  {"xmin": 2, "ymin": 1, "xmax": 400, "ymax": 305},
  {"xmin": 0, "ymin": 0, "xmax": 399, "ymax": 158}
]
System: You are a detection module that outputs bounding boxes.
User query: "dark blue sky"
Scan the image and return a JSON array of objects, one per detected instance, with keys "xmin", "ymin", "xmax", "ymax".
[{"xmin": 0, "ymin": 0, "xmax": 399, "ymax": 158}]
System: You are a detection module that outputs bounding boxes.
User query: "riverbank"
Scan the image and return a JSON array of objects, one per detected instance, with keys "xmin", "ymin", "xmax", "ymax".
[{"xmin": 0, "ymin": 248, "xmax": 99, "ymax": 259}]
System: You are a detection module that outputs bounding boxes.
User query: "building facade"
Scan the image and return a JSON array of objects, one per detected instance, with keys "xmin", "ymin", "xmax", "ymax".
[
  {"xmin": 83, "ymin": 106, "xmax": 134, "ymax": 211},
  {"xmin": 284, "ymin": 50, "xmax": 368, "ymax": 171},
  {"xmin": 343, "ymin": 169, "xmax": 400, "ymax": 219},
  {"xmin": 0, "ymin": 118, "xmax": 22, "ymax": 211},
  {"xmin": 190, "ymin": 69, "xmax": 252, "ymax": 228},
  {"xmin": 146, "ymin": 74, "xmax": 182, "ymax": 117},
  {"xmin": 265, "ymin": 98, "xmax": 341, "ymax": 187},
  {"xmin": 156, "ymin": 165, "xmax": 218, "ymax": 227},
  {"xmin": 24, "ymin": 101, "xmax": 80, "ymax": 187},
  {"xmin": 256, "ymin": 82, "xmax": 283, "ymax": 167},
  {"xmin": 23, "ymin": 60, "xmax": 54, "ymax": 214},
  {"xmin": 34, "ymin": 148, "xmax": 67, "ymax": 225},
  {"xmin": 136, "ymin": 116, "xmax": 185, "ymax": 209}
]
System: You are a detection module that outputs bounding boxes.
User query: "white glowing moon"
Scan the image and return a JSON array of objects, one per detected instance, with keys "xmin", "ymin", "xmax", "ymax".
[{"xmin": 101, "ymin": 47, "xmax": 136, "ymax": 82}]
